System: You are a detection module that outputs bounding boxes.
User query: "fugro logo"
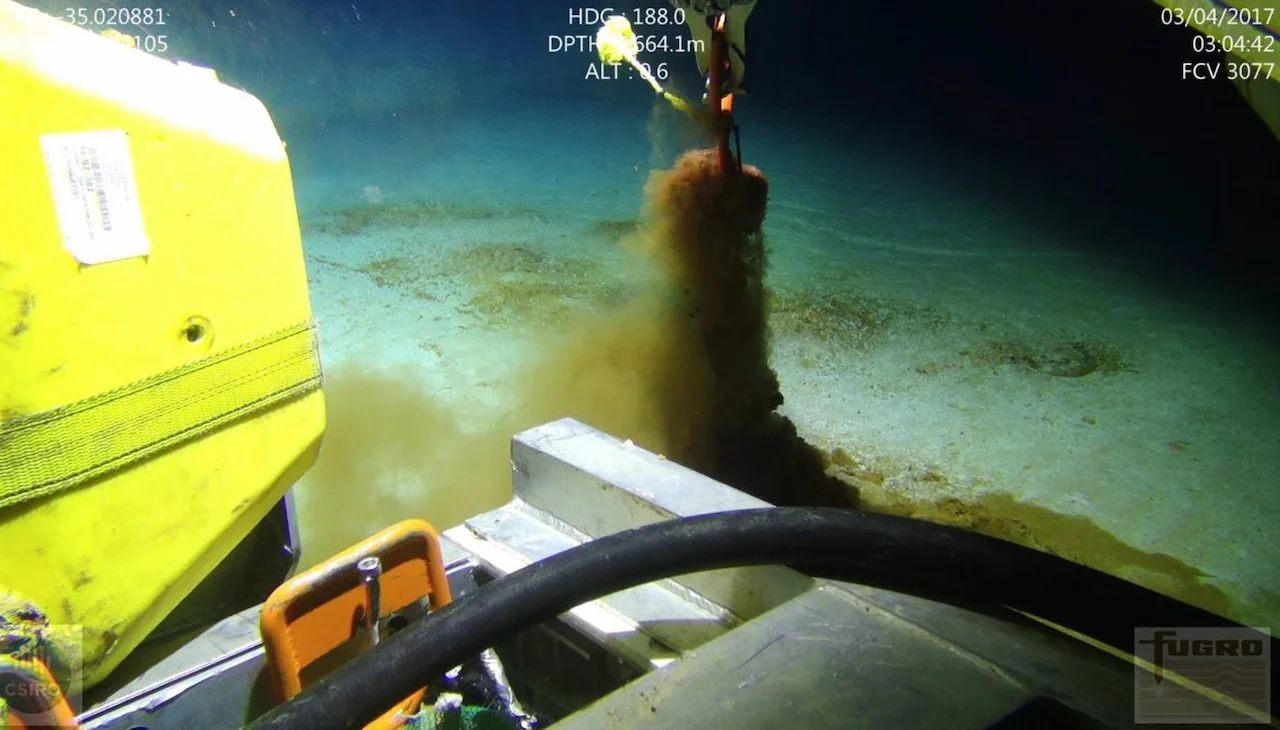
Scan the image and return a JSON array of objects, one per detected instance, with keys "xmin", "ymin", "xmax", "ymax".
[{"xmin": 1134, "ymin": 627, "xmax": 1271, "ymax": 724}]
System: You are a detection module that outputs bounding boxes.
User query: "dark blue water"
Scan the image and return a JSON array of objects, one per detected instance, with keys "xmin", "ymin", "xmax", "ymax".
[
  {"xmin": 154, "ymin": 0, "xmax": 1278, "ymax": 320},
  {"xmin": 18, "ymin": 0, "xmax": 1280, "ymax": 628}
]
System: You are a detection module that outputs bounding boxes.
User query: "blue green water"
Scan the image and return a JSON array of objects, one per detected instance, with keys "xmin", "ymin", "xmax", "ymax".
[{"xmin": 22, "ymin": 0, "xmax": 1280, "ymax": 632}]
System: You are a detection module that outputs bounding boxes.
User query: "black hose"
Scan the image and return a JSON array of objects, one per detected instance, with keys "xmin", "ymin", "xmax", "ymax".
[{"xmin": 245, "ymin": 507, "xmax": 1274, "ymax": 729}]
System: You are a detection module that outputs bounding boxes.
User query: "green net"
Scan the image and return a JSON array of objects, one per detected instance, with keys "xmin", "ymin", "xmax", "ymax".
[{"xmin": 400, "ymin": 693, "xmax": 523, "ymax": 730}]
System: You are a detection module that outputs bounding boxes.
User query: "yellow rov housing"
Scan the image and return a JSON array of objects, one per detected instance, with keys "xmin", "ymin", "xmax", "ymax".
[{"xmin": 0, "ymin": 0, "xmax": 325, "ymax": 688}]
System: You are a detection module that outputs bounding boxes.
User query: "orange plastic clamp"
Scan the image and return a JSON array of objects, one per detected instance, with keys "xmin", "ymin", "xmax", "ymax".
[{"xmin": 259, "ymin": 519, "xmax": 453, "ymax": 728}]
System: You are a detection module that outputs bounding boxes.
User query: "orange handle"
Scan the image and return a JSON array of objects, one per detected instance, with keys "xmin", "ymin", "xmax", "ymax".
[{"xmin": 259, "ymin": 519, "xmax": 453, "ymax": 728}]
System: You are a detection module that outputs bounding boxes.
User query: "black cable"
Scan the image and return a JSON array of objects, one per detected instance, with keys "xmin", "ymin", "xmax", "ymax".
[{"xmin": 245, "ymin": 507, "xmax": 1274, "ymax": 729}]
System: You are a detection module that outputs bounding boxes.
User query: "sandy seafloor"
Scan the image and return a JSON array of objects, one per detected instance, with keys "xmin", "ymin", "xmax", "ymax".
[
  {"xmin": 268, "ymin": 90, "xmax": 1280, "ymax": 631},
  {"xmin": 9, "ymin": 0, "xmax": 1273, "ymax": 632}
]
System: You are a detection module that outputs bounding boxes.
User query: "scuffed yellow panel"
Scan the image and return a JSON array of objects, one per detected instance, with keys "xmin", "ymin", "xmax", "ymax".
[{"xmin": 0, "ymin": 0, "xmax": 325, "ymax": 687}]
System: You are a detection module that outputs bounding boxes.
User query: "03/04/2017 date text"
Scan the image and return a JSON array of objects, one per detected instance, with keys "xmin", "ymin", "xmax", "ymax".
[{"xmin": 1160, "ymin": 5, "xmax": 1275, "ymax": 27}]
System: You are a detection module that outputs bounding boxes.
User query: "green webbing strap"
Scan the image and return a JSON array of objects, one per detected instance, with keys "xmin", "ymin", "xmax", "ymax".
[{"xmin": 0, "ymin": 320, "xmax": 323, "ymax": 509}]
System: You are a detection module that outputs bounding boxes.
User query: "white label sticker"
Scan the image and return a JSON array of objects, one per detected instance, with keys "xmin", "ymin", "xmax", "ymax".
[{"xmin": 41, "ymin": 130, "xmax": 150, "ymax": 265}]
